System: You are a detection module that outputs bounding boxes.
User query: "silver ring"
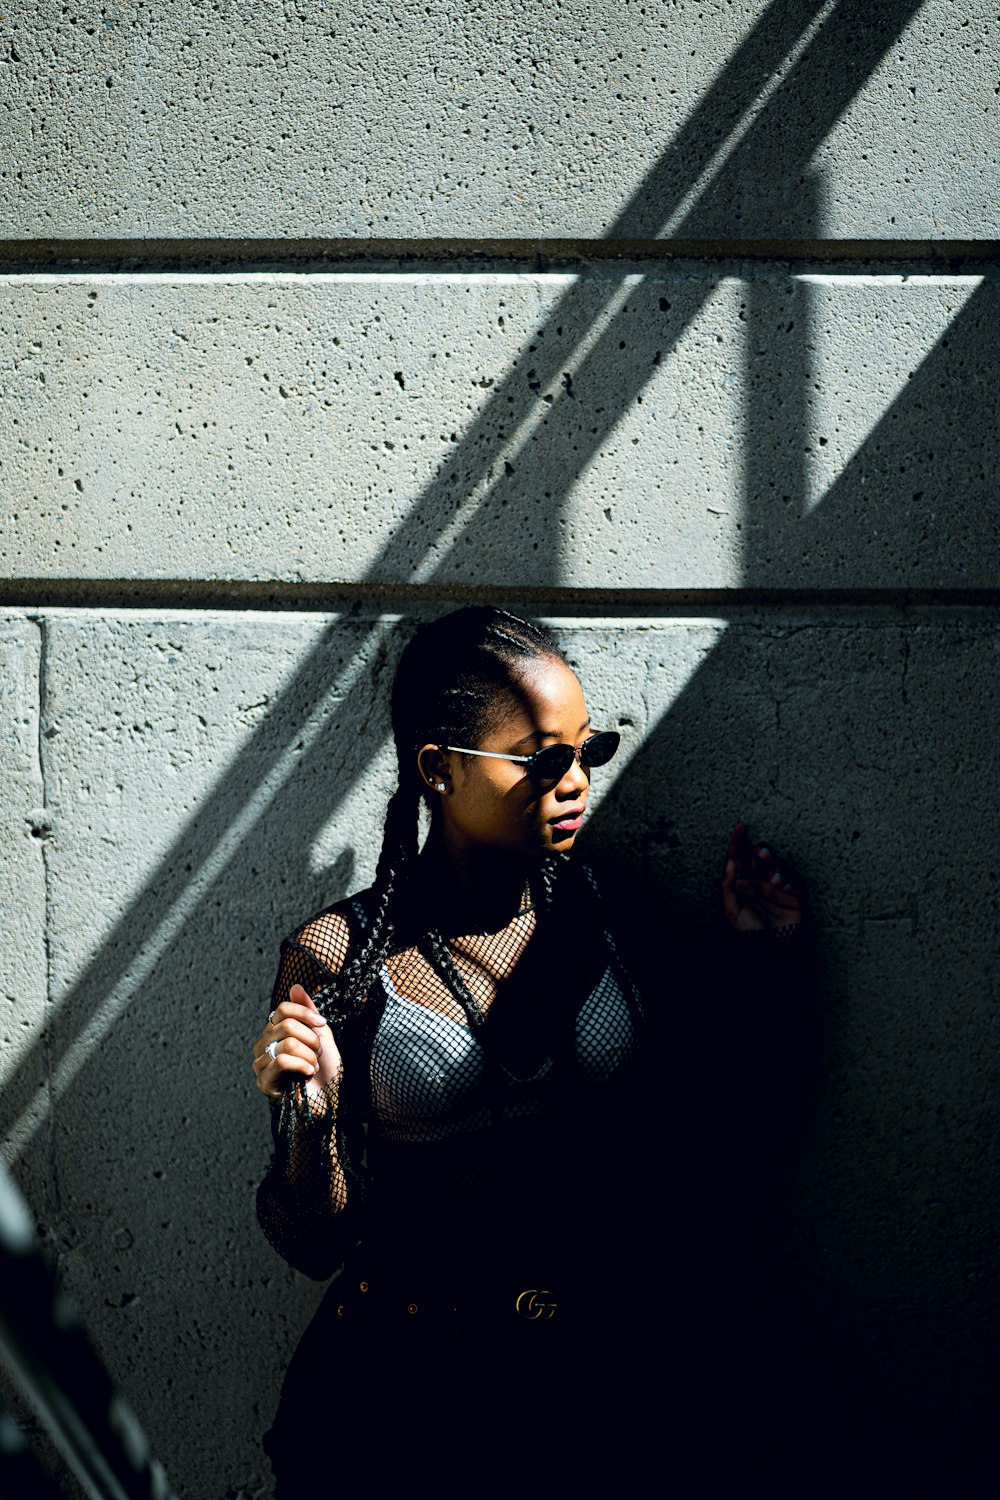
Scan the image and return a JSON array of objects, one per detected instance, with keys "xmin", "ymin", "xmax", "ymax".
[
  {"xmin": 266, "ymin": 1040, "xmax": 279, "ymax": 1061},
  {"xmin": 268, "ymin": 1010, "xmax": 277, "ymax": 1024}
]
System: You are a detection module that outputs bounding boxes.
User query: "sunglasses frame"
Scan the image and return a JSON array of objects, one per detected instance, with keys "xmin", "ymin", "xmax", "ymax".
[{"xmin": 441, "ymin": 730, "xmax": 620, "ymax": 786}]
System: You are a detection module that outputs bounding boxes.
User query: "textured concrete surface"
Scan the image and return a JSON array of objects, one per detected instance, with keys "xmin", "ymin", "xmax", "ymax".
[
  {"xmin": 3, "ymin": 272, "xmax": 995, "ymax": 589},
  {"xmin": 1, "ymin": 1, "xmax": 994, "ymax": 240},
  {"xmin": 580, "ymin": 612, "xmax": 1000, "ymax": 1429},
  {"xmin": 3, "ymin": 607, "xmax": 998, "ymax": 1494},
  {"xmin": 21, "ymin": 611, "xmax": 400, "ymax": 1498},
  {"xmin": 0, "ymin": 621, "xmax": 47, "ymax": 1157},
  {"xmin": 0, "ymin": 623, "xmax": 52, "ymax": 1470}
]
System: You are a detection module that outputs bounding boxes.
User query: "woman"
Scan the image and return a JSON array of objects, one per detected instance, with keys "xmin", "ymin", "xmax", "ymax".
[{"xmin": 251, "ymin": 607, "xmax": 802, "ymax": 1489}]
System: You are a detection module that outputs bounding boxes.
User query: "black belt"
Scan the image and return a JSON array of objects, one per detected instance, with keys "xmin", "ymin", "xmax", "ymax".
[{"xmin": 328, "ymin": 1270, "xmax": 569, "ymax": 1327}]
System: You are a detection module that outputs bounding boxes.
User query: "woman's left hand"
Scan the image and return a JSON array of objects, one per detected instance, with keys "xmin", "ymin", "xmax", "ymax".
[{"xmin": 721, "ymin": 822, "xmax": 803, "ymax": 933}]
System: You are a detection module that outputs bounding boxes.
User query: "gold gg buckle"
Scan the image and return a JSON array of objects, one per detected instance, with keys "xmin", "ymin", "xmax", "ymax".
[{"xmin": 515, "ymin": 1289, "xmax": 557, "ymax": 1320}]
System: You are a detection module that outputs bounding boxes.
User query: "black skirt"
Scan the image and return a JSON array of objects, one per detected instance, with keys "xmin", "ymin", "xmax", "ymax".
[{"xmin": 265, "ymin": 1262, "xmax": 651, "ymax": 1495}]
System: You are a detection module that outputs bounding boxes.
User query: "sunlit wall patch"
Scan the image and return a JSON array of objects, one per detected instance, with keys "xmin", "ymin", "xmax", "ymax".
[{"xmin": 793, "ymin": 274, "xmax": 982, "ymax": 518}]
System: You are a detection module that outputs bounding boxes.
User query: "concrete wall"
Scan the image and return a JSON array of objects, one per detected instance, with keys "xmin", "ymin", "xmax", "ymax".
[{"xmin": 1, "ymin": 1, "xmax": 997, "ymax": 1492}]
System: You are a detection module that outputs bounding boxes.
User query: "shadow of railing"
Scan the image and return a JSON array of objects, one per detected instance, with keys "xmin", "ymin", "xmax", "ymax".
[{"xmin": 4, "ymin": 0, "xmax": 930, "ymax": 1162}]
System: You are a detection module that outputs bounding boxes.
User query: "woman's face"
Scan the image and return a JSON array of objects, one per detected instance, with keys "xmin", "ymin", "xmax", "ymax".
[{"xmin": 422, "ymin": 657, "xmax": 596, "ymax": 862}]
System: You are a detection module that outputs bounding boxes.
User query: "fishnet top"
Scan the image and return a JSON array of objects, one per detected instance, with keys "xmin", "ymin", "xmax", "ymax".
[{"xmin": 256, "ymin": 862, "xmax": 647, "ymax": 1300}]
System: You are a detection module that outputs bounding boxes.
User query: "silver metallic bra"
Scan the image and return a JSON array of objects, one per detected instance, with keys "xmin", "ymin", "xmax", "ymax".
[{"xmin": 369, "ymin": 950, "xmax": 640, "ymax": 1144}]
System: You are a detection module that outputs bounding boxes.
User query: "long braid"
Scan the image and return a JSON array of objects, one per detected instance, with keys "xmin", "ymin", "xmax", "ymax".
[
  {"xmin": 420, "ymin": 927, "xmax": 486, "ymax": 1029},
  {"xmin": 338, "ymin": 784, "xmax": 419, "ymax": 1012}
]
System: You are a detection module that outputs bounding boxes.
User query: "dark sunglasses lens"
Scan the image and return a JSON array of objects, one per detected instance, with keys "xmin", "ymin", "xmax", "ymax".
[
  {"xmin": 528, "ymin": 733, "xmax": 621, "ymax": 784},
  {"xmin": 581, "ymin": 731, "xmax": 620, "ymax": 768},
  {"xmin": 529, "ymin": 744, "xmax": 577, "ymax": 785}
]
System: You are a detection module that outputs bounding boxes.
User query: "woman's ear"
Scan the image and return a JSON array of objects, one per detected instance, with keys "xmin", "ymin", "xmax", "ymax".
[{"xmin": 417, "ymin": 744, "xmax": 452, "ymax": 796}]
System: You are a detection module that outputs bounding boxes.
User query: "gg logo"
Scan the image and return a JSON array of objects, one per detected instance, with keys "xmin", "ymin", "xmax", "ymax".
[{"xmin": 515, "ymin": 1289, "xmax": 557, "ymax": 1320}]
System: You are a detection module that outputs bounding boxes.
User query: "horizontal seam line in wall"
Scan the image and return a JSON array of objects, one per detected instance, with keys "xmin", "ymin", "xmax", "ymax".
[
  {"xmin": 0, "ymin": 239, "xmax": 997, "ymax": 277},
  {"xmin": 2, "ymin": 584, "xmax": 999, "ymax": 613},
  {"xmin": 0, "ymin": 271, "xmax": 990, "ymax": 288}
]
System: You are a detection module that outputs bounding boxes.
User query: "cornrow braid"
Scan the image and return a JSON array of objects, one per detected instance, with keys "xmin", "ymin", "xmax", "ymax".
[{"xmin": 392, "ymin": 607, "xmax": 566, "ymax": 757}]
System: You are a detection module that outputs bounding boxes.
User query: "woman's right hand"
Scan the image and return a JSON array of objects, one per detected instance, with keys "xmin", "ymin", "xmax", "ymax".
[
  {"xmin": 251, "ymin": 984, "xmax": 342, "ymax": 1100},
  {"xmin": 722, "ymin": 822, "xmax": 803, "ymax": 933}
]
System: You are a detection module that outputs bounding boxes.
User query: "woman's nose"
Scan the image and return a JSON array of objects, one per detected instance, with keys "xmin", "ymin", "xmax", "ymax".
[{"xmin": 557, "ymin": 753, "xmax": 590, "ymax": 797}]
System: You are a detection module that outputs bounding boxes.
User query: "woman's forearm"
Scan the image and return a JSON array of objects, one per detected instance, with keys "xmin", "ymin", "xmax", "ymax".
[{"xmin": 275, "ymin": 1076, "xmax": 350, "ymax": 1216}]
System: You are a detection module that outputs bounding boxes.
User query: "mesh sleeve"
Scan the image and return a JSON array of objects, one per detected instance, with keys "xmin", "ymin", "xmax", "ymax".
[{"xmin": 255, "ymin": 923, "xmax": 368, "ymax": 1280}]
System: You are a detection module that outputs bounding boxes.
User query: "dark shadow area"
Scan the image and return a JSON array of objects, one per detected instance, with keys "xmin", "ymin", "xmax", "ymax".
[
  {"xmin": 6, "ymin": 1, "xmax": 997, "ymax": 1489},
  {"xmin": 582, "ymin": 273, "xmax": 1000, "ymax": 1435},
  {"xmin": 582, "ymin": 607, "xmax": 1000, "ymax": 1438}
]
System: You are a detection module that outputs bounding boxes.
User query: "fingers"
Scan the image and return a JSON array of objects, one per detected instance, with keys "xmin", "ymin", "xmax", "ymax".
[
  {"xmin": 771, "ymin": 874, "xmax": 801, "ymax": 900},
  {"xmin": 252, "ymin": 1039, "xmax": 321, "ymax": 1099},
  {"xmin": 732, "ymin": 878, "xmax": 801, "ymax": 912},
  {"xmin": 288, "ymin": 983, "xmax": 324, "ymax": 1018},
  {"xmin": 252, "ymin": 988, "xmax": 343, "ymax": 1099},
  {"xmin": 726, "ymin": 824, "xmax": 802, "ymax": 889},
  {"xmin": 725, "ymin": 825, "xmax": 794, "ymax": 886},
  {"xmin": 252, "ymin": 1036, "xmax": 319, "ymax": 1071},
  {"xmin": 256, "ymin": 1016, "xmax": 323, "ymax": 1055},
  {"xmin": 252, "ymin": 991, "xmax": 322, "ymax": 1101},
  {"xmin": 270, "ymin": 998, "xmax": 326, "ymax": 1029}
]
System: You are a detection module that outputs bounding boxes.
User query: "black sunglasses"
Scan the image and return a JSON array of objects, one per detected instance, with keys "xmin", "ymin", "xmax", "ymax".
[{"xmin": 442, "ymin": 730, "xmax": 621, "ymax": 787}]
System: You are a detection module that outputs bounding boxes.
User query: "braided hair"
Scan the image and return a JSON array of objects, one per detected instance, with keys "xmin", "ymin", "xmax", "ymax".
[{"xmin": 337, "ymin": 607, "xmax": 569, "ymax": 1020}]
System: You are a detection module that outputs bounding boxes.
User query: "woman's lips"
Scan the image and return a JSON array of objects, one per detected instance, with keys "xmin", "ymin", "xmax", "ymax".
[{"xmin": 550, "ymin": 807, "xmax": 585, "ymax": 832}]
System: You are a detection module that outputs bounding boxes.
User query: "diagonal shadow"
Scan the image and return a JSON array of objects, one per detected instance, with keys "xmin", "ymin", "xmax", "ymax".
[
  {"xmin": 585, "ymin": 278, "xmax": 998, "ymax": 884},
  {"xmin": 610, "ymin": 0, "xmax": 927, "ymax": 240},
  {"xmin": 744, "ymin": 281, "xmax": 998, "ymax": 585},
  {"xmin": 3, "ymin": 0, "xmax": 927, "ymax": 1175}
]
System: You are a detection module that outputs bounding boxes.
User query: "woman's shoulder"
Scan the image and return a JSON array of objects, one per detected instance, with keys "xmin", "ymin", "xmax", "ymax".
[{"xmin": 281, "ymin": 886, "xmax": 379, "ymax": 977}]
